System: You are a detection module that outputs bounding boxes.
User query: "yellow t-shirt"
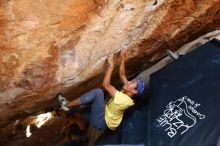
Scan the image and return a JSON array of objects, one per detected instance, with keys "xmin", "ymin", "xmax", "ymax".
[{"xmin": 105, "ymin": 91, "xmax": 134, "ymax": 130}]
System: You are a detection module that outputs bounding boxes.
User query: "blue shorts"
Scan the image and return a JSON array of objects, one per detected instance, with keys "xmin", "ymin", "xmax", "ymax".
[{"xmin": 80, "ymin": 88, "xmax": 107, "ymax": 130}]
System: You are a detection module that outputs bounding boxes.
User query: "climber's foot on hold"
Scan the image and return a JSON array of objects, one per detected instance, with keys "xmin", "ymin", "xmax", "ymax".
[{"xmin": 56, "ymin": 93, "xmax": 70, "ymax": 111}]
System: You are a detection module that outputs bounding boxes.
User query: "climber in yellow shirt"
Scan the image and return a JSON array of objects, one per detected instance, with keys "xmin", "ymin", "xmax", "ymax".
[
  {"xmin": 57, "ymin": 48, "xmax": 145, "ymax": 145},
  {"xmin": 103, "ymin": 48, "xmax": 145, "ymax": 130}
]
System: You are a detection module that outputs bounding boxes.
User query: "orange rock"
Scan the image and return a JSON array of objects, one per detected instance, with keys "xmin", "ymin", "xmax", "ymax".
[{"xmin": 0, "ymin": 0, "xmax": 220, "ymax": 129}]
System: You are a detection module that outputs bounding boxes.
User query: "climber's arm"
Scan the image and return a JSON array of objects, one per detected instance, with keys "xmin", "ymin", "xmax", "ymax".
[
  {"xmin": 119, "ymin": 48, "xmax": 128, "ymax": 85},
  {"xmin": 103, "ymin": 54, "xmax": 117, "ymax": 98}
]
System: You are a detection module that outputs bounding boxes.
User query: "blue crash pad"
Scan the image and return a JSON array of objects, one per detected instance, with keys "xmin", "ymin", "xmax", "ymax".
[{"xmin": 96, "ymin": 39, "xmax": 220, "ymax": 146}]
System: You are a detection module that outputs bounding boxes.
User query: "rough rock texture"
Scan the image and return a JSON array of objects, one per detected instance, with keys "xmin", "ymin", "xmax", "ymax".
[
  {"xmin": 1, "ymin": 31, "xmax": 220, "ymax": 146},
  {"xmin": 0, "ymin": 0, "xmax": 220, "ymax": 128}
]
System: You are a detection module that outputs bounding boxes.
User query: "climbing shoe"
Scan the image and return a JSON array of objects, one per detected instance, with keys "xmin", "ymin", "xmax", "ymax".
[{"xmin": 56, "ymin": 93, "xmax": 70, "ymax": 111}]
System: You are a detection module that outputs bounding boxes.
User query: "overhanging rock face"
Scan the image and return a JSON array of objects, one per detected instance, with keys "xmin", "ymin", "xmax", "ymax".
[{"xmin": 0, "ymin": 0, "xmax": 220, "ymax": 127}]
